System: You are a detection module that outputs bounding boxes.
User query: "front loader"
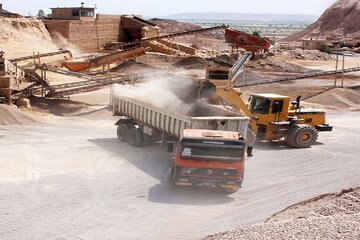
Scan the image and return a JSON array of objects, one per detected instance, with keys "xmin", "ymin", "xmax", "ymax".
[{"xmin": 195, "ymin": 52, "xmax": 333, "ymax": 148}]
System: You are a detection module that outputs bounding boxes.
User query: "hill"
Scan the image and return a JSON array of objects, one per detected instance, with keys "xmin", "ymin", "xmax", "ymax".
[{"xmin": 285, "ymin": 0, "xmax": 360, "ymax": 41}]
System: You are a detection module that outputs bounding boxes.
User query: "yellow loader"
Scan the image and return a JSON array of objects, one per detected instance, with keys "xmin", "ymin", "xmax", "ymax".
[{"xmin": 196, "ymin": 52, "xmax": 333, "ymax": 148}]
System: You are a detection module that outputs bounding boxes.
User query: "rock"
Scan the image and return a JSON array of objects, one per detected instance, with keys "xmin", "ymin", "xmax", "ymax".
[{"xmin": 16, "ymin": 97, "xmax": 31, "ymax": 110}]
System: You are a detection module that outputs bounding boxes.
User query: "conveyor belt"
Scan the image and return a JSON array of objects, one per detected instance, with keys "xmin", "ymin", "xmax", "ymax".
[
  {"xmin": 236, "ymin": 67, "xmax": 360, "ymax": 87},
  {"xmin": 8, "ymin": 50, "xmax": 71, "ymax": 63},
  {"xmin": 109, "ymin": 25, "xmax": 226, "ymax": 48}
]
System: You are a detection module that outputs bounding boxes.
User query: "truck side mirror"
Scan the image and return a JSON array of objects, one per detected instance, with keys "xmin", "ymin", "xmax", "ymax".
[
  {"xmin": 167, "ymin": 142, "xmax": 174, "ymax": 153},
  {"xmin": 247, "ymin": 146, "xmax": 253, "ymax": 157}
]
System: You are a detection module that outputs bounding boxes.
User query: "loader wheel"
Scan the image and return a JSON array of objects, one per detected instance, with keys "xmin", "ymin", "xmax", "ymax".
[
  {"xmin": 117, "ymin": 124, "xmax": 129, "ymax": 142},
  {"xmin": 127, "ymin": 126, "xmax": 143, "ymax": 146},
  {"xmin": 287, "ymin": 125, "xmax": 318, "ymax": 148}
]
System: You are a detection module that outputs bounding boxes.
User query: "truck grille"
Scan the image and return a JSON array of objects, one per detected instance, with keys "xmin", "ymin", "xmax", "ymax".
[{"xmin": 177, "ymin": 167, "xmax": 237, "ymax": 177}]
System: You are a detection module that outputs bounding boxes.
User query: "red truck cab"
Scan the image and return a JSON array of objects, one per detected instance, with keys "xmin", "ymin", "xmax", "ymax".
[{"xmin": 170, "ymin": 129, "xmax": 248, "ymax": 193}]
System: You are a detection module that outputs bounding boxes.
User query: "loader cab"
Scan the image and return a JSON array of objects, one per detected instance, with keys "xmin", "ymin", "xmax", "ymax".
[{"xmin": 249, "ymin": 94, "xmax": 290, "ymax": 124}]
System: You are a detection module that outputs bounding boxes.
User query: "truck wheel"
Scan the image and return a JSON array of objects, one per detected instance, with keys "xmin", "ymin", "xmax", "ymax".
[
  {"xmin": 117, "ymin": 124, "xmax": 129, "ymax": 142},
  {"xmin": 127, "ymin": 126, "xmax": 143, "ymax": 146},
  {"xmin": 246, "ymin": 128, "xmax": 256, "ymax": 146},
  {"xmin": 287, "ymin": 125, "xmax": 318, "ymax": 148},
  {"xmin": 222, "ymin": 187, "xmax": 239, "ymax": 194}
]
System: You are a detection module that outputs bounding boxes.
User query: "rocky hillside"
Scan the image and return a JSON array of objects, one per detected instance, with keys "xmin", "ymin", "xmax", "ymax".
[{"xmin": 285, "ymin": 0, "xmax": 360, "ymax": 41}]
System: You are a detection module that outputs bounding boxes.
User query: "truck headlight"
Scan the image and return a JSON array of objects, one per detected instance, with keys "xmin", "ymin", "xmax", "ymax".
[
  {"xmin": 181, "ymin": 168, "xmax": 197, "ymax": 174},
  {"xmin": 177, "ymin": 178, "xmax": 189, "ymax": 182}
]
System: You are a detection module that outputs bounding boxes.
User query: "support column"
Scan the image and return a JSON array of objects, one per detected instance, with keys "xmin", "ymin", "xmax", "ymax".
[{"xmin": 334, "ymin": 54, "xmax": 339, "ymax": 88}]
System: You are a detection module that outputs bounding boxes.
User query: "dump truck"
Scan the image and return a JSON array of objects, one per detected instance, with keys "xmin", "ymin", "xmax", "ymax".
[{"xmin": 111, "ymin": 92, "xmax": 252, "ymax": 193}]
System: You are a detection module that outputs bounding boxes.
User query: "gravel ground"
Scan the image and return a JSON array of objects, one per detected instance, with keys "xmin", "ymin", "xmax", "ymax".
[
  {"xmin": 203, "ymin": 188, "xmax": 360, "ymax": 240},
  {"xmin": 0, "ymin": 111, "xmax": 359, "ymax": 239}
]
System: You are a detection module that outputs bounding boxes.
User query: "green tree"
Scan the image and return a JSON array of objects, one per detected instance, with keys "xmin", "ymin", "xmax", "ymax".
[
  {"xmin": 252, "ymin": 31, "xmax": 260, "ymax": 37},
  {"xmin": 356, "ymin": 42, "xmax": 360, "ymax": 47},
  {"xmin": 37, "ymin": 9, "xmax": 46, "ymax": 18}
]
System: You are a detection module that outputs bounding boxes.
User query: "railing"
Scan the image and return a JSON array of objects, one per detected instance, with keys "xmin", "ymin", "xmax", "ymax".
[{"xmin": 4, "ymin": 60, "xmax": 26, "ymax": 83}]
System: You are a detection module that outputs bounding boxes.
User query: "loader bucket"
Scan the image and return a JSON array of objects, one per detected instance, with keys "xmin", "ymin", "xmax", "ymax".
[{"xmin": 196, "ymin": 81, "xmax": 217, "ymax": 99}]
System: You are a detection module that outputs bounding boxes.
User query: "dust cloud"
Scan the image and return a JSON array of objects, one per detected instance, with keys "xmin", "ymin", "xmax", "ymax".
[
  {"xmin": 112, "ymin": 70, "xmax": 197, "ymax": 115},
  {"xmin": 52, "ymin": 32, "xmax": 82, "ymax": 58}
]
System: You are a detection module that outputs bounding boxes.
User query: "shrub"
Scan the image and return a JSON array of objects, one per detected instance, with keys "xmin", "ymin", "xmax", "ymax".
[{"xmin": 319, "ymin": 43, "xmax": 331, "ymax": 54}]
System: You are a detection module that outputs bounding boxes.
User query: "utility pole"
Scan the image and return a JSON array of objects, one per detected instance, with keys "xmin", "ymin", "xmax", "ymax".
[
  {"xmin": 341, "ymin": 54, "xmax": 345, "ymax": 87},
  {"xmin": 334, "ymin": 53, "xmax": 339, "ymax": 88}
]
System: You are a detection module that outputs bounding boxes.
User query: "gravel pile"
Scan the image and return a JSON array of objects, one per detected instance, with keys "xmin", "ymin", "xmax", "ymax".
[
  {"xmin": 279, "ymin": 50, "xmax": 334, "ymax": 61},
  {"xmin": 202, "ymin": 187, "xmax": 360, "ymax": 240},
  {"xmin": 247, "ymin": 56, "xmax": 307, "ymax": 72}
]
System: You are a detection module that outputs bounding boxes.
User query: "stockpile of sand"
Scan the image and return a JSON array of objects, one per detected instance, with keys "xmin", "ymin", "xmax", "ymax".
[
  {"xmin": 0, "ymin": 105, "xmax": 39, "ymax": 125},
  {"xmin": 150, "ymin": 18, "xmax": 214, "ymax": 38},
  {"xmin": 0, "ymin": 18, "xmax": 59, "ymax": 58},
  {"xmin": 306, "ymin": 88, "xmax": 360, "ymax": 110},
  {"xmin": 149, "ymin": 18, "xmax": 224, "ymax": 50},
  {"xmin": 203, "ymin": 187, "xmax": 360, "ymax": 240},
  {"xmin": 247, "ymin": 56, "xmax": 307, "ymax": 72},
  {"xmin": 285, "ymin": 0, "xmax": 360, "ymax": 41},
  {"xmin": 173, "ymin": 56, "xmax": 208, "ymax": 69}
]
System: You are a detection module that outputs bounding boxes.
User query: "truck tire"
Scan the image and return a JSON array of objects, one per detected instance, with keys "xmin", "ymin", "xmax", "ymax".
[
  {"xmin": 117, "ymin": 124, "xmax": 129, "ymax": 142},
  {"xmin": 222, "ymin": 174, "xmax": 243, "ymax": 194},
  {"xmin": 223, "ymin": 188, "xmax": 239, "ymax": 194},
  {"xmin": 287, "ymin": 125, "xmax": 318, "ymax": 148},
  {"xmin": 246, "ymin": 128, "xmax": 256, "ymax": 146},
  {"xmin": 127, "ymin": 126, "xmax": 143, "ymax": 146}
]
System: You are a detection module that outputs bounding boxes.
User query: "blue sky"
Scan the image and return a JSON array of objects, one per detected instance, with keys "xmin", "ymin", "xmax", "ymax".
[{"xmin": 1, "ymin": 0, "xmax": 336, "ymax": 17}]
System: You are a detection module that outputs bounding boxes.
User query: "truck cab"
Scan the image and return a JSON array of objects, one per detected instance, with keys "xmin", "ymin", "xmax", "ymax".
[{"xmin": 172, "ymin": 129, "xmax": 248, "ymax": 193}]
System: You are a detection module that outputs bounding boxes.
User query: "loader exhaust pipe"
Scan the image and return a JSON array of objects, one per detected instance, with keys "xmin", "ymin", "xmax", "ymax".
[{"xmin": 296, "ymin": 95, "xmax": 301, "ymax": 110}]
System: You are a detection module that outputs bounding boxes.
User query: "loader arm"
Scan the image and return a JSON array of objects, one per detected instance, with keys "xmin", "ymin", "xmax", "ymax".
[{"xmin": 214, "ymin": 86, "xmax": 258, "ymax": 134}]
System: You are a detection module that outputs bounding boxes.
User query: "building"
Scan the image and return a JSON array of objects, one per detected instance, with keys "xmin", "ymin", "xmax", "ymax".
[
  {"xmin": 0, "ymin": 3, "xmax": 21, "ymax": 18},
  {"xmin": 44, "ymin": 4, "xmax": 158, "ymax": 53},
  {"xmin": 51, "ymin": 4, "xmax": 95, "ymax": 21},
  {"xmin": 302, "ymin": 38, "xmax": 328, "ymax": 50}
]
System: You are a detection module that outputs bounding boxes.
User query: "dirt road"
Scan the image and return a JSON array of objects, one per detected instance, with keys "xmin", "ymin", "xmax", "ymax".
[{"xmin": 0, "ymin": 111, "xmax": 359, "ymax": 240}]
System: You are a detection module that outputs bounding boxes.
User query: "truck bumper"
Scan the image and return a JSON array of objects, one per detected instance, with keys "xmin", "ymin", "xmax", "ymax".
[{"xmin": 174, "ymin": 176, "xmax": 242, "ymax": 191}]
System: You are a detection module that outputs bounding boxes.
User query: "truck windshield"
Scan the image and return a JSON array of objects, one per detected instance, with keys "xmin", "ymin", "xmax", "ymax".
[
  {"xmin": 180, "ymin": 138, "xmax": 244, "ymax": 162},
  {"xmin": 249, "ymin": 97, "xmax": 270, "ymax": 114}
]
